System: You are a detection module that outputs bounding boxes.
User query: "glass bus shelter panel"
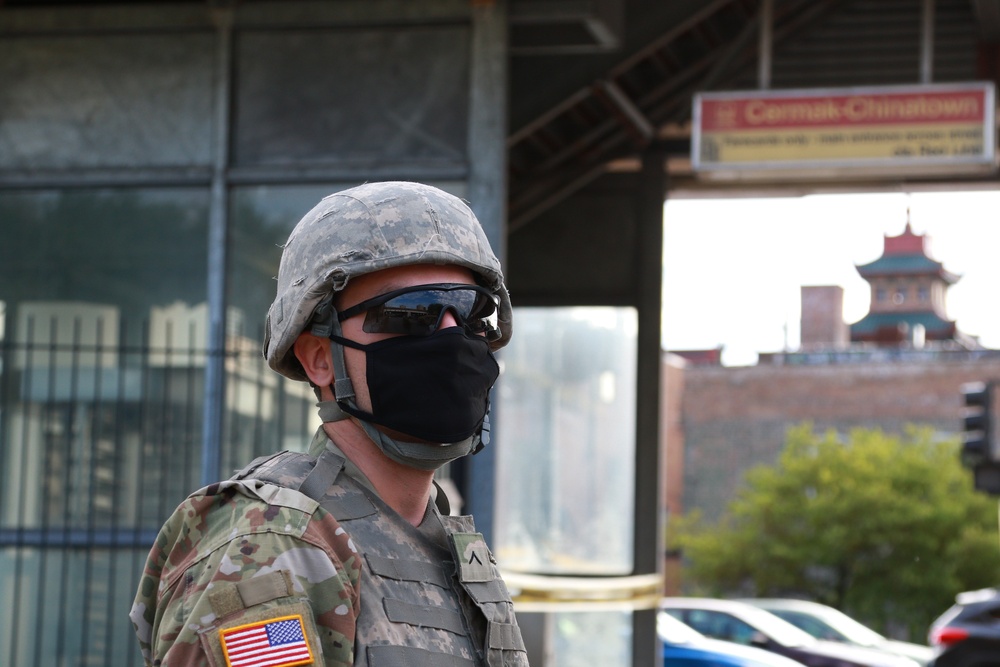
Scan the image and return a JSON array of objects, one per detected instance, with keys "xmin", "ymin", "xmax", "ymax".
[
  {"xmin": 0, "ymin": 33, "xmax": 214, "ymax": 170},
  {"xmin": 233, "ymin": 26, "xmax": 470, "ymax": 166},
  {"xmin": 495, "ymin": 307, "xmax": 638, "ymax": 575},
  {"xmin": 552, "ymin": 610, "xmax": 632, "ymax": 667}
]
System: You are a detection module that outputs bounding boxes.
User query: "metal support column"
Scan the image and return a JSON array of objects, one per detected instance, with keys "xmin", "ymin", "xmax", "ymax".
[
  {"xmin": 758, "ymin": 0, "xmax": 773, "ymax": 89},
  {"xmin": 632, "ymin": 146, "xmax": 667, "ymax": 667},
  {"xmin": 201, "ymin": 8, "xmax": 234, "ymax": 487},
  {"xmin": 464, "ymin": 0, "xmax": 508, "ymax": 543},
  {"xmin": 921, "ymin": 0, "xmax": 936, "ymax": 83}
]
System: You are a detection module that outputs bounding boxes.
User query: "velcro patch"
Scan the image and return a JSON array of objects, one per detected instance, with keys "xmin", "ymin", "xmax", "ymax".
[{"xmin": 220, "ymin": 614, "xmax": 314, "ymax": 667}]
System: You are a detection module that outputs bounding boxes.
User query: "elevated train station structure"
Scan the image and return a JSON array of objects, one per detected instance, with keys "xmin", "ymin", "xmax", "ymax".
[{"xmin": 1, "ymin": 1, "xmax": 998, "ymax": 665}]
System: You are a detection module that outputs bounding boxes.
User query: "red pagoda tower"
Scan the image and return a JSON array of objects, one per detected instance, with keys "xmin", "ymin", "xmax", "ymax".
[{"xmin": 850, "ymin": 219, "xmax": 961, "ymax": 346}]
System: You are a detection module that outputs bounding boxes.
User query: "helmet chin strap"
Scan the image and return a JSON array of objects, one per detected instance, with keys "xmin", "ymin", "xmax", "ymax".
[
  {"xmin": 316, "ymin": 396, "xmax": 479, "ymax": 471},
  {"xmin": 311, "ymin": 302, "xmax": 479, "ymax": 471},
  {"xmin": 309, "ymin": 295, "xmax": 357, "ymax": 409}
]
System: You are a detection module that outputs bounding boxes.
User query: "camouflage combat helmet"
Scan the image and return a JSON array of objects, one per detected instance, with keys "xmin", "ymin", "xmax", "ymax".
[{"xmin": 264, "ymin": 181, "xmax": 513, "ymax": 381}]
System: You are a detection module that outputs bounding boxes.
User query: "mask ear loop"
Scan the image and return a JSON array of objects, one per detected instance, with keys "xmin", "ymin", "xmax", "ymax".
[{"xmin": 309, "ymin": 295, "xmax": 355, "ymax": 423}]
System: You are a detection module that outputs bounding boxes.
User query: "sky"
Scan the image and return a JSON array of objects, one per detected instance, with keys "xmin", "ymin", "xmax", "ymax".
[{"xmin": 661, "ymin": 189, "xmax": 1000, "ymax": 366}]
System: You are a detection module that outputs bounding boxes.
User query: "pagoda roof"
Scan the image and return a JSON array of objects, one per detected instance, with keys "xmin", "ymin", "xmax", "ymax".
[
  {"xmin": 854, "ymin": 222, "xmax": 959, "ymax": 283},
  {"xmin": 850, "ymin": 311, "xmax": 956, "ymax": 337},
  {"xmin": 855, "ymin": 254, "xmax": 958, "ymax": 281}
]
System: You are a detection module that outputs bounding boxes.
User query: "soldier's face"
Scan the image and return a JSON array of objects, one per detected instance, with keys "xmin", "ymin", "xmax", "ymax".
[{"xmin": 337, "ymin": 264, "xmax": 477, "ymax": 415}]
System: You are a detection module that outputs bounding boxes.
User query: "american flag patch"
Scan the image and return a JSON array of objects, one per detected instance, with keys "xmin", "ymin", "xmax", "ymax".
[{"xmin": 220, "ymin": 614, "xmax": 314, "ymax": 667}]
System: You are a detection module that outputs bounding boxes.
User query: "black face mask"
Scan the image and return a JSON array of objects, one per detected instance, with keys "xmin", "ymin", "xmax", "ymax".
[{"xmin": 331, "ymin": 327, "xmax": 500, "ymax": 443}]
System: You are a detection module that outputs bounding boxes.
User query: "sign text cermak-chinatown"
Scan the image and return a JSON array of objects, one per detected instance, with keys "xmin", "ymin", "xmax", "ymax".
[{"xmin": 692, "ymin": 83, "xmax": 996, "ymax": 175}]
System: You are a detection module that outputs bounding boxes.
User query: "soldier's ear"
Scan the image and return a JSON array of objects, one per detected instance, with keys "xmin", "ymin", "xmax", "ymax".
[{"xmin": 293, "ymin": 333, "xmax": 335, "ymax": 388}]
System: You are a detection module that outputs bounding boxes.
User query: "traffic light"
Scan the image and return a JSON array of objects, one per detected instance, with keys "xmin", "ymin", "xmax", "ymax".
[
  {"xmin": 960, "ymin": 381, "xmax": 994, "ymax": 468},
  {"xmin": 973, "ymin": 463, "xmax": 1000, "ymax": 496},
  {"xmin": 961, "ymin": 381, "xmax": 1000, "ymax": 495}
]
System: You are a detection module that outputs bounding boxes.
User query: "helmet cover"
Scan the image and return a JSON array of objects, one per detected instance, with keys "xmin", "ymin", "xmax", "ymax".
[{"xmin": 263, "ymin": 181, "xmax": 513, "ymax": 381}]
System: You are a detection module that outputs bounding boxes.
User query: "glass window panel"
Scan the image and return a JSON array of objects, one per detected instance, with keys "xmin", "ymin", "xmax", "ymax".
[
  {"xmin": 0, "ymin": 34, "xmax": 214, "ymax": 169},
  {"xmin": 0, "ymin": 188, "xmax": 209, "ymax": 326},
  {"xmin": 0, "ymin": 546, "xmax": 147, "ymax": 666},
  {"xmin": 495, "ymin": 307, "xmax": 637, "ymax": 575},
  {"xmin": 228, "ymin": 184, "xmax": 357, "ymax": 339},
  {"xmin": 234, "ymin": 27, "xmax": 470, "ymax": 166},
  {"xmin": 0, "ymin": 188, "xmax": 210, "ymax": 530},
  {"xmin": 227, "ymin": 184, "xmax": 361, "ymax": 462}
]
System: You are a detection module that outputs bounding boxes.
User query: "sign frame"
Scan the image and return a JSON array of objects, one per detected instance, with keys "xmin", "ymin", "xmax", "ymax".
[{"xmin": 691, "ymin": 82, "xmax": 996, "ymax": 179}]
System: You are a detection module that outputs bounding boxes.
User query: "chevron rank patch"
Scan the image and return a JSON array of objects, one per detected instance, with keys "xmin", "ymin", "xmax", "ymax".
[
  {"xmin": 450, "ymin": 532, "xmax": 492, "ymax": 583},
  {"xmin": 220, "ymin": 614, "xmax": 314, "ymax": 667}
]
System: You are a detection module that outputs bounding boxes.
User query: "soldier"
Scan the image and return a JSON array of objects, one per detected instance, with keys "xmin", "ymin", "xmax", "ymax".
[{"xmin": 131, "ymin": 182, "xmax": 528, "ymax": 666}]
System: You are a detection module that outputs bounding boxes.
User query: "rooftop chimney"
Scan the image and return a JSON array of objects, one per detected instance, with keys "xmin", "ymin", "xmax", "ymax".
[{"xmin": 800, "ymin": 286, "xmax": 848, "ymax": 350}]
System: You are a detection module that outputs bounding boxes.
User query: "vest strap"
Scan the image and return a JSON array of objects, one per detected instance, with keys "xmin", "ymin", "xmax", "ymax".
[
  {"xmin": 367, "ymin": 645, "xmax": 474, "ymax": 667},
  {"xmin": 488, "ymin": 621, "xmax": 527, "ymax": 652},
  {"xmin": 279, "ymin": 447, "xmax": 377, "ymax": 519},
  {"xmin": 383, "ymin": 598, "xmax": 467, "ymax": 635},
  {"xmin": 461, "ymin": 579, "xmax": 510, "ymax": 604},
  {"xmin": 297, "ymin": 446, "xmax": 343, "ymax": 500},
  {"xmin": 231, "ymin": 451, "xmax": 286, "ymax": 480},
  {"xmin": 365, "ymin": 553, "xmax": 449, "ymax": 588}
]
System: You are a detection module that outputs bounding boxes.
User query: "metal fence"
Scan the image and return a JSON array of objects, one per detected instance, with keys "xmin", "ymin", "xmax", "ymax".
[{"xmin": 0, "ymin": 314, "xmax": 315, "ymax": 666}]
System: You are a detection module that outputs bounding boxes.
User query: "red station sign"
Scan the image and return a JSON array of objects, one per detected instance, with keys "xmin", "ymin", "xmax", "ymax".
[{"xmin": 692, "ymin": 82, "xmax": 996, "ymax": 178}]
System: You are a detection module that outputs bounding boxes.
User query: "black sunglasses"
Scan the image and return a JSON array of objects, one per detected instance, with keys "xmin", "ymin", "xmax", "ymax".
[{"xmin": 337, "ymin": 283, "xmax": 501, "ymax": 341}]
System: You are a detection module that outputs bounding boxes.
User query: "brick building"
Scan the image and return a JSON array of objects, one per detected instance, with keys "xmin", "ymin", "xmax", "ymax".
[{"xmin": 663, "ymin": 225, "xmax": 1000, "ymax": 523}]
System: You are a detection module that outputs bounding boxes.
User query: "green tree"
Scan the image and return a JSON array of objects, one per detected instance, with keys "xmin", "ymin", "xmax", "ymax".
[{"xmin": 669, "ymin": 424, "xmax": 1000, "ymax": 638}]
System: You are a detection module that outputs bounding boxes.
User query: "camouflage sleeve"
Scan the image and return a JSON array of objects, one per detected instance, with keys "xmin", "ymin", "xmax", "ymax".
[{"xmin": 130, "ymin": 479, "xmax": 361, "ymax": 667}]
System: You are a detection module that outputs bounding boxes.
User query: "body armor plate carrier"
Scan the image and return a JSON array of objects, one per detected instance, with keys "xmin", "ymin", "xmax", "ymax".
[{"xmin": 233, "ymin": 445, "xmax": 529, "ymax": 667}]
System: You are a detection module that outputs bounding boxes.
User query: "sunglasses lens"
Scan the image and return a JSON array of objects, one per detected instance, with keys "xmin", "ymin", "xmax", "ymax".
[{"xmin": 359, "ymin": 287, "xmax": 498, "ymax": 337}]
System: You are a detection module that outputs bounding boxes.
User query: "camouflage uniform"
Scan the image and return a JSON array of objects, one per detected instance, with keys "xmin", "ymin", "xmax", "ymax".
[
  {"xmin": 132, "ymin": 182, "xmax": 527, "ymax": 666},
  {"xmin": 131, "ymin": 428, "xmax": 528, "ymax": 666},
  {"xmin": 129, "ymin": 452, "xmax": 362, "ymax": 666}
]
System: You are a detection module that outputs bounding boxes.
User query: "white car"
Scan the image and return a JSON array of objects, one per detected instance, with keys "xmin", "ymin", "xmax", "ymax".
[
  {"xmin": 739, "ymin": 598, "xmax": 933, "ymax": 666},
  {"xmin": 659, "ymin": 611, "xmax": 809, "ymax": 667},
  {"xmin": 660, "ymin": 598, "xmax": 921, "ymax": 667}
]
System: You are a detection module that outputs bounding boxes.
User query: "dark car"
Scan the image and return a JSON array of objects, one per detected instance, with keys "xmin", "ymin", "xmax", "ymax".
[
  {"xmin": 927, "ymin": 587, "xmax": 1000, "ymax": 667},
  {"xmin": 660, "ymin": 598, "xmax": 920, "ymax": 667}
]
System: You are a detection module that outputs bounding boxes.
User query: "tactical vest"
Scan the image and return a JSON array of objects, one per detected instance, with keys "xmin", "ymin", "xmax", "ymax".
[{"xmin": 234, "ymin": 445, "xmax": 529, "ymax": 667}]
